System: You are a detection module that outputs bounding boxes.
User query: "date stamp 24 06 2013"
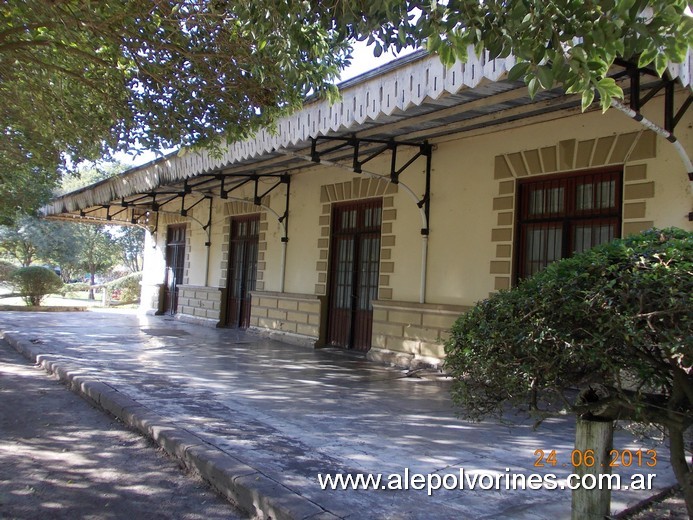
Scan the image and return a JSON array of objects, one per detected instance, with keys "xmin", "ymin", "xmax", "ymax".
[{"xmin": 533, "ymin": 449, "xmax": 657, "ymax": 469}]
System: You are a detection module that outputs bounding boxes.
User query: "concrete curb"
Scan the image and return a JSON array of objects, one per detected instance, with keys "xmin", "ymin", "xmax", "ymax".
[{"xmin": 1, "ymin": 330, "xmax": 337, "ymax": 520}]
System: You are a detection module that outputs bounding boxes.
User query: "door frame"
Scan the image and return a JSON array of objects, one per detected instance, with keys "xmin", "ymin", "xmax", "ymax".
[
  {"xmin": 163, "ymin": 224, "xmax": 187, "ymax": 314},
  {"xmin": 225, "ymin": 213, "xmax": 260, "ymax": 328},
  {"xmin": 326, "ymin": 198, "xmax": 382, "ymax": 351}
]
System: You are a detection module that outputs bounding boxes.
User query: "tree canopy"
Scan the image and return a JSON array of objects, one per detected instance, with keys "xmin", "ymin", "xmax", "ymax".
[
  {"xmin": 1, "ymin": 0, "xmax": 691, "ymax": 220},
  {"xmin": 1, "ymin": 0, "xmax": 350, "ymax": 219},
  {"xmin": 337, "ymin": 0, "xmax": 692, "ymax": 110}
]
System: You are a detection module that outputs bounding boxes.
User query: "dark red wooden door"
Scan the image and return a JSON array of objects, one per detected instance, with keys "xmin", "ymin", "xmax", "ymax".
[
  {"xmin": 226, "ymin": 214, "xmax": 260, "ymax": 328},
  {"xmin": 164, "ymin": 224, "xmax": 186, "ymax": 314},
  {"xmin": 327, "ymin": 199, "xmax": 382, "ymax": 351}
]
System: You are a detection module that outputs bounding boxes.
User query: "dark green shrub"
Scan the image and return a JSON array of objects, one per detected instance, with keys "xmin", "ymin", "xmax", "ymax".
[
  {"xmin": 445, "ymin": 227, "xmax": 692, "ymax": 419},
  {"xmin": 444, "ymin": 228, "xmax": 692, "ymax": 507},
  {"xmin": 10, "ymin": 266, "xmax": 64, "ymax": 306}
]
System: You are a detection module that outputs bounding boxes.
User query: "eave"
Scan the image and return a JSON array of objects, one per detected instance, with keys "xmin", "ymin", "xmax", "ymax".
[{"xmin": 43, "ymin": 48, "xmax": 693, "ymax": 226}]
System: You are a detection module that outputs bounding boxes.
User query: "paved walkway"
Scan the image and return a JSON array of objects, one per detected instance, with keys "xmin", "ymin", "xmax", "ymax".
[
  {"xmin": 0, "ymin": 340, "xmax": 242, "ymax": 520},
  {"xmin": 0, "ymin": 311, "xmax": 675, "ymax": 519}
]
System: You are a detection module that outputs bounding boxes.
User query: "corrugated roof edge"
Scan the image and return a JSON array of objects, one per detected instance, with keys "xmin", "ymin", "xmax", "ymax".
[{"xmin": 44, "ymin": 48, "xmax": 692, "ymax": 215}]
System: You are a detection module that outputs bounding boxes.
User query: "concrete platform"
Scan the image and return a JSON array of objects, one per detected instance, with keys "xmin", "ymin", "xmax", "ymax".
[{"xmin": 0, "ymin": 310, "xmax": 675, "ymax": 519}]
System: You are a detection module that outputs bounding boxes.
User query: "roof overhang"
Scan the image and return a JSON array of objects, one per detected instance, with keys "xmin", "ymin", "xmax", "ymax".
[{"xmin": 44, "ymin": 48, "xmax": 693, "ymax": 226}]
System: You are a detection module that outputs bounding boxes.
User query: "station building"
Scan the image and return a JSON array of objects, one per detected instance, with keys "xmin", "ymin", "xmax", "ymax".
[{"xmin": 44, "ymin": 51, "xmax": 693, "ymax": 368}]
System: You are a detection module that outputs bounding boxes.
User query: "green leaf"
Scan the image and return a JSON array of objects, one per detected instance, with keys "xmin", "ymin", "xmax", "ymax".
[
  {"xmin": 536, "ymin": 65, "xmax": 554, "ymax": 90},
  {"xmin": 507, "ymin": 62, "xmax": 530, "ymax": 82},
  {"xmin": 581, "ymin": 88, "xmax": 595, "ymax": 112},
  {"xmin": 571, "ymin": 46, "xmax": 588, "ymax": 63},
  {"xmin": 654, "ymin": 52, "xmax": 668, "ymax": 77},
  {"xmin": 638, "ymin": 47, "xmax": 659, "ymax": 68},
  {"xmin": 597, "ymin": 77, "xmax": 623, "ymax": 98},
  {"xmin": 527, "ymin": 77, "xmax": 539, "ymax": 99}
]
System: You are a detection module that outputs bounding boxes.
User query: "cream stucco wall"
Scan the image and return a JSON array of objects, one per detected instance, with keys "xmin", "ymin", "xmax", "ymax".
[
  {"xmin": 141, "ymin": 93, "xmax": 692, "ymax": 329},
  {"xmin": 139, "ymin": 212, "xmax": 187, "ymax": 313},
  {"xmin": 423, "ymin": 98, "xmax": 692, "ymax": 306}
]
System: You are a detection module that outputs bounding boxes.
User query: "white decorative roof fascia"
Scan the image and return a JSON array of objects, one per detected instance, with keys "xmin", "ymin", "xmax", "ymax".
[{"xmin": 44, "ymin": 47, "xmax": 692, "ymax": 216}]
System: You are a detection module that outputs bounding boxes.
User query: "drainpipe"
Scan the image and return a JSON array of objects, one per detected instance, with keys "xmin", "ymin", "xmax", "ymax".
[
  {"xmin": 420, "ymin": 235, "xmax": 428, "ymax": 304},
  {"xmin": 204, "ymin": 197, "xmax": 212, "ymax": 287},
  {"xmin": 279, "ymin": 239, "xmax": 287, "ymax": 293},
  {"xmin": 204, "ymin": 243, "xmax": 211, "ymax": 287}
]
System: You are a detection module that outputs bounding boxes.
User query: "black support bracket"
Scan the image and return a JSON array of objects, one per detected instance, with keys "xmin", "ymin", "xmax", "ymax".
[
  {"xmin": 278, "ymin": 174, "xmax": 290, "ymax": 242},
  {"xmin": 309, "ymin": 135, "xmax": 433, "ymax": 234},
  {"xmin": 212, "ymin": 171, "xmax": 292, "ymax": 242},
  {"xmin": 619, "ymin": 60, "xmax": 690, "ymax": 134}
]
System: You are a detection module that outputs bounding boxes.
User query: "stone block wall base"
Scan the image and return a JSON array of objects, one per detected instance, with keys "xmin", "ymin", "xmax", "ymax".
[
  {"xmin": 175, "ymin": 314, "xmax": 219, "ymax": 328},
  {"xmin": 247, "ymin": 327, "xmax": 317, "ymax": 349}
]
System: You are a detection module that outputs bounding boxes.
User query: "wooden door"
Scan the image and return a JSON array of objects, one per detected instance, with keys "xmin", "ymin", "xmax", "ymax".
[
  {"xmin": 226, "ymin": 214, "xmax": 260, "ymax": 328},
  {"xmin": 164, "ymin": 224, "xmax": 186, "ymax": 314},
  {"xmin": 327, "ymin": 199, "xmax": 382, "ymax": 351}
]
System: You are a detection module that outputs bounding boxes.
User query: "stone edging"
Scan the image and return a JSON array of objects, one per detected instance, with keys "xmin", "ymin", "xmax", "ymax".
[{"xmin": 0, "ymin": 330, "xmax": 336, "ymax": 520}]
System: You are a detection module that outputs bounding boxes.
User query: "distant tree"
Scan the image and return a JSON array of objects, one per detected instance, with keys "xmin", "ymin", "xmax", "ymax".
[
  {"xmin": 0, "ymin": 260, "xmax": 17, "ymax": 286},
  {"xmin": 113, "ymin": 226, "xmax": 145, "ymax": 273},
  {"xmin": 0, "ymin": 160, "xmax": 140, "ymax": 284},
  {"xmin": 35, "ymin": 220, "xmax": 85, "ymax": 282},
  {"xmin": 0, "ymin": 216, "xmax": 46, "ymax": 266},
  {"xmin": 0, "ymin": 216, "xmax": 84, "ymax": 277},
  {"xmin": 58, "ymin": 161, "xmax": 127, "ymax": 195},
  {"xmin": 75, "ymin": 224, "xmax": 119, "ymax": 299}
]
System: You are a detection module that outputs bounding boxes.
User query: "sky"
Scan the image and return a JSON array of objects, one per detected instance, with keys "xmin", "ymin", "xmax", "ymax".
[{"xmin": 115, "ymin": 41, "xmax": 416, "ymax": 168}]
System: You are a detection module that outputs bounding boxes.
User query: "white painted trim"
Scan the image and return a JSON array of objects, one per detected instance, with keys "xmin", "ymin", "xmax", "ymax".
[{"xmin": 44, "ymin": 48, "xmax": 692, "ymax": 216}]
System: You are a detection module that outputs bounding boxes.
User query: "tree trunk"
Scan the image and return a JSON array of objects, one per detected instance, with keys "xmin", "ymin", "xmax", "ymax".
[
  {"xmin": 669, "ymin": 425, "xmax": 693, "ymax": 517},
  {"xmin": 88, "ymin": 272, "xmax": 95, "ymax": 300},
  {"xmin": 571, "ymin": 418, "xmax": 614, "ymax": 520},
  {"xmin": 668, "ymin": 372, "xmax": 693, "ymax": 516}
]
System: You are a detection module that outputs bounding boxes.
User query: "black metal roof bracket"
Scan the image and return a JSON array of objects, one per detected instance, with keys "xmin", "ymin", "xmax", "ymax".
[
  {"xmin": 624, "ymin": 62, "xmax": 690, "ymax": 133},
  {"xmin": 213, "ymin": 171, "xmax": 291, "ymax": 241},
  {"xmin": 79, "ymin": 204, "xmax": 109, "ymax": 218},
  {"xmin": 108, "ymin": 206, "xmax": 129, "ymax": 221},
  {"xmin": 278, "ymin": 174, "xmax": 290, "ymax": 243},
  {"xmin": 254, "ymin": 174, "xmax": 286, "ymax": 205},
  {"xmin": 202, "ymin": 196, "xmax": 213, "ymax": 247},
  {"xmin": 308, "ymin": 135, "xmax": 433, "ymax": 234},
  {"xmin": 309, "ymin": 136, "xmax": 430, "ymax": 181},
  {"xmin": 179, "ymin": 180, "xmax": 204, "ymax": 217},
  {"xmin": 180, "ymin": 192, "xmax": 206, "ymax": 217}
]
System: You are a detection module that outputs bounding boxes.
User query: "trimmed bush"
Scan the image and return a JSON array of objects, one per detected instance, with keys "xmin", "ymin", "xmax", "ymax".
[
  {"xmin": 10, "ymin": 266, "xmax": 64, "ymax": 306},
  {"xmin": 444, "ymin": 228, "xmax": 692, "ymax": 509},
  {"xmin": 445, "ymin": 227, "xmax": 692, "ymax": 420}
]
